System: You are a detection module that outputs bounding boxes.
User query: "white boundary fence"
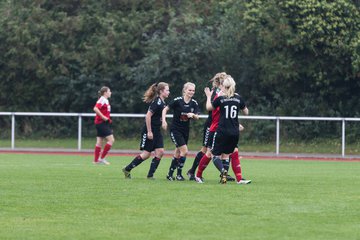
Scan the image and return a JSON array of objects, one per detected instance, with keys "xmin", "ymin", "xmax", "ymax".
[{"xmin": 1, "ymin": 112, "xmax": 360, "ymax": 157}]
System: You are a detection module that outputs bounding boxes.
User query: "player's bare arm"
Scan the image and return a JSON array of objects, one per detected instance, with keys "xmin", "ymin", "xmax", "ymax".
[
  {"xmin": 204, "ymin": 87, "xmax": 214, "ymax": 111},
  {"xmin": 242, "ymin": 107, "xmax": 249, "ymax": 116},
  {"xmin": 161, "ymin": 106, "xmax": 169, "ymax": 130},
  {"xmin": 145, "ymin": 110, "xmax": 154, "ymax": 140}
]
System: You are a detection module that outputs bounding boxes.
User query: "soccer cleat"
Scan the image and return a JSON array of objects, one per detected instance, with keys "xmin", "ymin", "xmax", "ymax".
[
  {"xmin": 237, "ymin": 179, "xmax": 252, "ymax": 184},
  {"xmin": 226, "ymin": 175, "xmax": 235, "ymax": 181},
  {"xmin": 122, "ymin": 168, "xmax": 131, "ymax": 179},
  {"xmin": 220, "ymin": 170, "xmax": 228, "ymax": 184},
  {"xmin": 176, "ymin": 175, "xmax": 185, "ymax": 181},
  {"xmin": 166, "ymin": 175, "xmax": 175, "ymax": 181},
  {"xmin": 219, "ymin": 174, "xmax": 235, "ymax": 181},
  {"xmin": 195, "ymin": 176, "xmax": 204, "ymax": 184},
  {"xmin": 187, "ymin": 170, "xmax": 195, "ymax": 181},
  {"xmin": 97, "ymin": 159, "xmax": 110, "ymax": 165},
  {"xmin": 147, "ymin": 176, "xmax": 155, "ymax": 180}
]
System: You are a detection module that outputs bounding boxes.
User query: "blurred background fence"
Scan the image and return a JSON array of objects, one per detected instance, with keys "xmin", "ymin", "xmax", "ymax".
[{"xmin": 1, "ymin": 112, "xmax": 360, "ymax": 157}]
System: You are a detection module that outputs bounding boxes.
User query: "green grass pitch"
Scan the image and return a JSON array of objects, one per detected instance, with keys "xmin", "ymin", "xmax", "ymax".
[{"xmin": 0, "ymin": 153, "xmax": 359, "ymax": 240}]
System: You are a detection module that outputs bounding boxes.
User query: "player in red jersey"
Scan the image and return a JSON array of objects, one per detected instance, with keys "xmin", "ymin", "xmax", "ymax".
[
  {"xmin": 194, "ymin": 73, "xmax": 225, "ymax": 182},
  {"xmin": 93, "ymin": 86, "xmax": 114, "ymax": 165},
  {"xmin": 186, "ymin": 72, "xmax": 227, "ymax": 180}
]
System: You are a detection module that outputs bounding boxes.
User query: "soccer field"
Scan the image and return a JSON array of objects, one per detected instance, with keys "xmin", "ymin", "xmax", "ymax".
[{"xmin": 0, "ymin": 153, "xmax": 359, "ymax": 240}]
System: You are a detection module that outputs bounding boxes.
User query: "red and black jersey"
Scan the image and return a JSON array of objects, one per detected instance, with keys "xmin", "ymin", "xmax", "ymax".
[
  {"xmin": 204, "ymin": 87, "xmax": 220, "ymax": 128},
  {"xmin": 94, "ymin": 96, "xmax": 111, "ymax": 124},
  {"xmin": 212, "ymin": 93, "xmax": 246, "ymax": 136},
  {"xmin": 147, "ymin": 97, "xmax": 166, "ymax": 130},
  {"xmin": 209, "ymin": 93, "xmax": 220, "ymax": 132},
  {"xmin": 168, "ymin": 96, "xmax": 200, "ymax": 133}
]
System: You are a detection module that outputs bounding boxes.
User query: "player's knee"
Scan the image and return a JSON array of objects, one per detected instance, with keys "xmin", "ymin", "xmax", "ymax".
[
  {"xmin": 205, "ymin": 149, "xmax": 212, "ymax": 158},
  {"xmin": 140, "ymin": 152, "xmax": 151, "ymax": 160},
  {"xmin": 107, "ymin": 136, "xmax": 115, "ymax": 144},
  {"xmin": 181, "ymin": 150, "xmax": 188, "ymax": 156},
  {"xmin": 156, "ymin": 149, "xmax": 165, "ymax": 157}
]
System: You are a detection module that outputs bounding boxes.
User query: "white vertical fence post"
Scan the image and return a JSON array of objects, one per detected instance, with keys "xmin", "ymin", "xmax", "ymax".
[
  {"xmin": 276, "ymin": 117, "xmax": 280, "ymax": 155},
  {"xmin": 11, "ymin": 113, "xmax": 15, "ymax": 149},
  {"xmin": 78, "ymin": 114, "xmax": 82, "ymax": 151},
  {"xmin": 342, "ymin": 119, "xmax": 345, "ymax": 157}
]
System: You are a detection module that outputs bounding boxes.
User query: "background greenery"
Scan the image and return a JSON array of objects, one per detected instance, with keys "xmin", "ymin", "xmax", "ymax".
[{"xmin": 0, "ymin": 0, "xmax": 360, "ymax": 142}]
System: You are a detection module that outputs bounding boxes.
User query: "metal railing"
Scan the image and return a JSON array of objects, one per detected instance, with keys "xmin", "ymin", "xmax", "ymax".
[{"xmin": 1, "ymin": 112, "xmax": 360, "ymax": 157}]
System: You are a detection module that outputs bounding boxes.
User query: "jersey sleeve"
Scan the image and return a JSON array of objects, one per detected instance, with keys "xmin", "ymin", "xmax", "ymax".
[
  {"xmin": 238, "ymin": 95, "xmax": 246, "ymax": 110},
  {"xmin": 168, "ymin": 98, "xmax": 177, "ymax": 110},
  {"xmin": 94, "ymin": 102, "xmax": 102, "ymax": 109},
  {"xmin": 148, "ymin": 98, "xmax": 161, "ymax": 113},
  {"xmin": 193, "ymin": 101, "xmax": 200, "ymax": 114},
  {"xmin": 94, "ymin": 97, "xmax": 106, "ymax": 108}
]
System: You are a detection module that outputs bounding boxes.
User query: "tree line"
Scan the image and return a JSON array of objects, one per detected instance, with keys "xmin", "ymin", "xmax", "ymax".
[{"xmin": 0, "ymin": 0, "xmax": 359, "ymax": 140}]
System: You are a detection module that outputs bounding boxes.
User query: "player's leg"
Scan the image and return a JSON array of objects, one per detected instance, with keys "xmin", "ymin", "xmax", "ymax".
[
  {"xmin": 195, "ymin": 131, "xmax": 215, "ymax": 183},
  {"xmin": 99, "ymin": 134, "xmax": 114, "ymax": 165},
  {"xmin": 147, "ymin": 148, "xmax": 164, "ymax": 179},
  {"xmin": 93, "ymin": 136, "xmax": 103, "ymax": 163},
  {"xmin": 195, "ymin": 148, "xmax": 212, "ymax": 183},
  {"xmin": 122, "ymin": 150, "xmax": 151, "ymax": 179},
  {"xmin": 147, "ymin": 131, "xmax": 165, "ymax": 179},
  {"xmin": 167, "ymin": 148, "xmax": 180, "ymax": 181},
  {"xmin": 230, "ymin": 148, "xmax": 242, "ymax": 182},
  {"xmin": 212, "ymin": 154, "xmax": 226, "ymax": 183},
  {"xmin": 167, "ymin": 130, "xmax": 182, "ymax": 180},
  {"xmin": 210, "ymin": 132, "xmax": 225, "ymax": 173},
  {"xmin": 219, "ymin": 153, "xmax": 230, "ymax": 184},
  {"xmin": 212, "ymin": 132, "xmax": 234, "ymax": 184},
  {"xmin": 94, "ymin": 122, "xmax": 113, "ymax": 165},
  {"xmin": 187, "ymin": 126, "xmax": 209, "ymax": 179},
  {"xmin": 231, "ymin": 147, "xmax": 252, "ymax": 184},
  {"xmin": 122, "ymin": 129, "xmax": 151, "ymax": 178},
  {"xmin": 176, "ymin": 144, "xmax": 188, "ymax": 181}
]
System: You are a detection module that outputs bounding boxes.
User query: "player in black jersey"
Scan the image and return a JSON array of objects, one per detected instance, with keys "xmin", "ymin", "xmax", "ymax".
[
  {"xmin": 205, "ymin": 75, "xmax": 248, "ymax": 184},
  {"xmin": 122, "ymin": 82, "xmax": 170, "ymax": 179},
  {"xmin": 162, "ymin": 82, "xmax": 200, "ymax": 181},
  {"xmin": 186, "ymin": 72, "xmax": 224, "ymax": 180}
]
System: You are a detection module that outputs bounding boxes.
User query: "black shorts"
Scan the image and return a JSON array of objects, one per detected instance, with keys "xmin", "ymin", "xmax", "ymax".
[
  {"xmin": 170, "ymin": 129, "xmax": 189, "ymax": 148},
  {"xmin": 211, "ymin": 131, "xmax": 239, "ymax": 156},
  {"xmin": 140, "ymin": 127, "xmax": 164, "ymax": 152},
  {"xmin": 202, "ymin": 125, "xmax": 210, "ymax": 147},
  {"xmin": 95, "ymin": 122, "xmax": 113, "ymax": 138},
  {"xmin": 206, "ymin": 131, "xmax": 215, "ymax": 148}
]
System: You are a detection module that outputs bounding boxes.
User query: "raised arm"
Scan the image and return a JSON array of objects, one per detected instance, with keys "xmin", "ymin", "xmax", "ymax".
[{"xmin": 204, "ymin": 87, "xmax": 214, "ymax": 111}]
